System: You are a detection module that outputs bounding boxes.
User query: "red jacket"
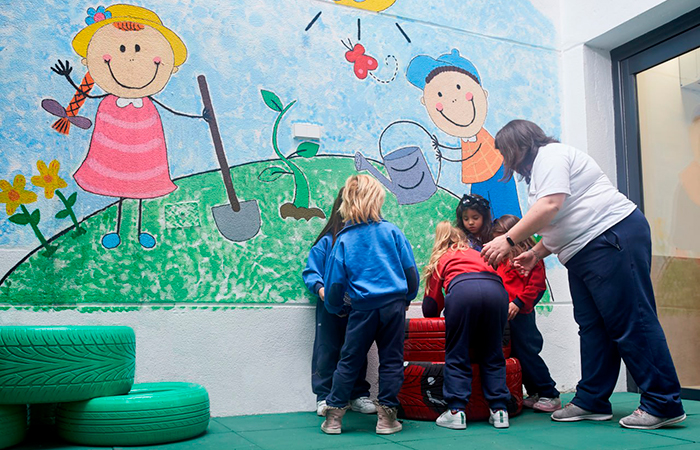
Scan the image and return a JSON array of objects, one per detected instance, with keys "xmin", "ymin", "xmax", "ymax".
[
  {"xmin": 423, "ymin": 248, "xmax": 497, "ymax": 317},
  {"xmin": 496, "ymin": 259, "xmax": 546, "ymax": 314}
]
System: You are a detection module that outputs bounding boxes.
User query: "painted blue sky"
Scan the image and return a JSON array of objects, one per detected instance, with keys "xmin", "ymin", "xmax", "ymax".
[{"xmin": 0, "ymin": 0, "xmax": 558, "ymax": 246}]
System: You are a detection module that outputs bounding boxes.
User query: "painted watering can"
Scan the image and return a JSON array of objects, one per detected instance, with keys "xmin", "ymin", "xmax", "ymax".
[{"xmin": 355, "ymin": 120, "xmax": 439, "ymax": 205}]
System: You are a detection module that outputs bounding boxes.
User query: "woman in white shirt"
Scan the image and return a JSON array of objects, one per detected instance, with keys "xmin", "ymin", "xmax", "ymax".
[{"xmin": 481, "ymin": 120, "xmax": 685, "ymax": 430}]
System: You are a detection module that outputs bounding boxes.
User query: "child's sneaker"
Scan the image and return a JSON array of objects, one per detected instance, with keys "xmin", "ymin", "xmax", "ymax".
[
  {"xmin": 522, "ymin": 394, "xmax": 539, "ymax": 409},
  {"xmin": 376, "ymin": 403, "xmax": 402, "ymax": 434},
  {"xmin": 533, "ymin": 397, "xmax": 561, "ymax": 413},
  {"xmin": 321, "ymin": 406, "xmax": 347, "ymax": 434},
  {"xmin": 316, "ymin": 400, "xmax": 327, "ymax": 417},
  {"xmin": 436, "ymin": 409, "xmax": 467, "ymax": 430},
  {"xmin": 489, "ymin": 409, "xmax": 510, "ymax": 429},
  {"xmin": 350, "ymin": 397, "xmax": 377, "ymax": 414}
]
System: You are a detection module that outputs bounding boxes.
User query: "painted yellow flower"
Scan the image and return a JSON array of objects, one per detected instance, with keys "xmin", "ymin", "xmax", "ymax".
[
  {"xmin": 0, "ymin": 174, "xmax": 37, "ymax": 215},
  {"xmin": 31, "ymin": 160, "xmax": 67, "ymax": 199}
]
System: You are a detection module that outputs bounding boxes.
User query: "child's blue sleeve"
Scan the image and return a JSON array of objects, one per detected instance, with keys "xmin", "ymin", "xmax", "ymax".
[
  {"xmin": 399, "ymin": 234, "xmax": 420, "ymax": 302},
  {"xmin": 323, "ymin": 243, "xmax": 348, "ymax": 315},
  {"xmin": 302, "ymin": 236, "xmax": 330, "ymax": 295}
]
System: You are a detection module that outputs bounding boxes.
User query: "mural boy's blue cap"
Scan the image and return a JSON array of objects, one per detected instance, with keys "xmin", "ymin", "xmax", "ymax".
[{"xmin": 406, "ymin": 49, "xmax": 480, "ymax": 90}]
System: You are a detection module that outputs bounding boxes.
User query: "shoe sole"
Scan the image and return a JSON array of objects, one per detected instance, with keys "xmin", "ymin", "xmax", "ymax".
[
  {"xmin": 436, "ymin": 421, "xmax": 467, "ymax": 430},
  {"xmin": 619, "ymin": 414, "xmax": 686, "ymax": 430},
  {"xmin": 321, "ymin": 425, "xmax": 341, "ymax": 434},
  {"xmin": 376, "ymin": 425, "xmax": 402, "ymax": 434},
  {"xmin": 552, "ymin": 414, "xmax": 613, "ymax": 422}
]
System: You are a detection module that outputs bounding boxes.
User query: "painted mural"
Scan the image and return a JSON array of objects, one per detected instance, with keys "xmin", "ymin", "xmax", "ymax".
[{"xmin": 0, "ymin": 0, "xmax": 559, "ymax": 310}]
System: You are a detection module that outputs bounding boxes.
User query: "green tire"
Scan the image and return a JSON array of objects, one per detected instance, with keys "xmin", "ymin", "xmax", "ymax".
[
  {"xmin": 57, "ymin": 382, "xmax": 210, "ymax": 446},
  {"xmin": 0, "ymin": 405, "xmax": 27, "ymax": 449},
  {"xmin": 0, "ymin": 326, "xmax": 135, "ymax": 404}
]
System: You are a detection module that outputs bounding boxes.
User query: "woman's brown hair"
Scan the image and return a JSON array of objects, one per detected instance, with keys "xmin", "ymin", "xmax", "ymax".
[{"xmin": 494, "ymin": 120, "xmax": 558, "ymax": 183}]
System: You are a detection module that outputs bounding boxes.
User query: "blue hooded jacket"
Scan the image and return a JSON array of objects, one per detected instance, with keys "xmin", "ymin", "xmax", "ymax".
[
  {"xmin": 302, "ymin": 233, "xmax": 332, "ymax": 297},
  {"xmin": 323, "ymin": 220, "xmax": 419, "ymax": 314}
]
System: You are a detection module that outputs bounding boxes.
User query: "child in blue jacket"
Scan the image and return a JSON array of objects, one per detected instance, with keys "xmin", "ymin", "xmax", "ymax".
[
  {"xmin": 320, "ymin": 175, "xmax": 419, "ymax": 436},
  {"xmin": 302, "ymin": 188, "xmax": 376, "ymax": 417}
]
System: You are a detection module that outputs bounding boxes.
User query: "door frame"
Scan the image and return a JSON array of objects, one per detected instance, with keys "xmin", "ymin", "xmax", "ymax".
[{"xmin": 611, "ymin": 6, "xmax": 700, "ymax": 401}]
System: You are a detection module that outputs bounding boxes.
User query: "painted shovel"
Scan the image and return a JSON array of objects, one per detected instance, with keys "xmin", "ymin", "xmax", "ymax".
[{"xmin": 198, "ymin": 75, "xmax": 261, "ymax": 242}]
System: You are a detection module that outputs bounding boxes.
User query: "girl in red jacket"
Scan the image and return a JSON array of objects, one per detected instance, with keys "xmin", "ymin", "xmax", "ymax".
[
  {"xmin": 423, "ymin": 221, "xmax": 511, "ymax": 430},
  {"xmin": 493, "ymin": 215, "xmax": 560, "ymax": 412}
]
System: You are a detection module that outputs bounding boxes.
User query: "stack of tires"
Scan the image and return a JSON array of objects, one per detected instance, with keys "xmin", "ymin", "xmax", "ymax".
[
  {"xmin": 398, "ymin": 318, "xmax": 523, "ymax": 421},
  {"xmin": 0, "ymin": 326, "xmax": 209, "ymax": 449}
]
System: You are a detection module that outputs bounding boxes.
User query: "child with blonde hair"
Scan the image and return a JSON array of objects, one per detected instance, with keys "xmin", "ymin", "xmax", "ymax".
[
  {"xmin": 320, "ymin": 175, "xmax": 419, "ymax": 436},
  {"xmin": 303, "ymin": 188, "xmax": 375, "ymax": 417},
  {"xmin": 492, "ymin": 215, "xmax": 560, "ymax": 412},
  {"xmin": 423, "ymin": 222, "xmax": 511, "ymax": 430}
]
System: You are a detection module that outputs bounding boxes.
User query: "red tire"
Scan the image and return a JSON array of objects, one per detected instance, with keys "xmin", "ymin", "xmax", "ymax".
[
  {"xmin": 398, "ymin": 358, "xmax": 523, "ymax": 422},
  {"xmin": 404, "ymin": 318, "xmax": 511, "ymax": 361}
]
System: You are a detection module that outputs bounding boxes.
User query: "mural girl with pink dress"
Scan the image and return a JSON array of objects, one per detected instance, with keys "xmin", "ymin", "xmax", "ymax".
[{"xmin": 44, "ymin": 5, "xmax": 207, "ymax": 249}]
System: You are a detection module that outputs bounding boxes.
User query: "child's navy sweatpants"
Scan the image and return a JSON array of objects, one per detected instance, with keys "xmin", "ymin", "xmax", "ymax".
[
  {"xmin": 326, "ymin": 298, "xmax": 406, "ymax": 408},
  {"xmin": 443, "ymin": 272, "xmax": 511, "ymax": 411},
  {"xmin": 312, "ymin": 299, "xmax": 371, "ymax": 402}
]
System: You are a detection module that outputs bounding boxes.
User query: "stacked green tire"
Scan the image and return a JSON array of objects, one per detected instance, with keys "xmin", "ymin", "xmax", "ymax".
[
  {"xmin": 0, "ymin": 326, "xmax": 136, "ymax": 404},
  {"xmin": 57, "ymin": 382, "xmax": 210, "ymax": 446},
  {"xmin": 0, "ymin": 405, "xmax": 27, "ymax": 449}
]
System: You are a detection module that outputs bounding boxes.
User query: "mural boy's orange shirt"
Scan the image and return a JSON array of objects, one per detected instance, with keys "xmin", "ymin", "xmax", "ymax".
[{"xmin": 460, "ymin": 129, "xmax": 503, "ymax": 184}]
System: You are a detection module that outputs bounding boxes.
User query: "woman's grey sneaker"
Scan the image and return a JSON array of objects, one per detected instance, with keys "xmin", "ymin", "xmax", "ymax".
[
  {"xmin": 436, "ymin": 409, "xmax": 467, "ymax": 430},
  {"xmin": 489, "ymin": 409, "xmax": 509, "ymax": 429},
  {"xmin": 350, "ymin": 396, "xmax": 377, "ymax": 414},
  {"xmin": 522, "ymin": 394, "xmax": 539, "ymax": 409},
  {"xmin": 316, "ymin": 400, "xmax": 327, "ymax": 417},
  {"xmin": 619, "ymin": 409, "xmax": 686, "ymax": 430},
  {"xmin": 551, "ymin": 403, "xmax": 612, "ymax": 422},
  {"xmin": 533, "ymin": 397, "xmax": 562, "ymax": 413}
]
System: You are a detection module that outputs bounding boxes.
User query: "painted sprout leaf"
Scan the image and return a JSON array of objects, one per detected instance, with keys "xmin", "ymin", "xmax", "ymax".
[
  {"xmin": 30, "ymin": 209, "xmax": 40, "ymax": 225},
  {"xmin": 261, "ymin": 90, "xmax": 283, "ymax": 112},
  {"xmin": 66, "ymin": 192, "xmax": 77, "ymax": 207},
  {"xmin": 8, "ymin": 212, "xmax": 30, "ymax": 225},
  {"xmin": 296, "ymin": 142, "xmax": 319, "ymax": 158},
  {"xmin": 258, "ymin": 166, "xmax": 292, "ymax": 182},
  {"xmin": 55, "ymin": 210, "xmax": 70, "ymax": 219}
]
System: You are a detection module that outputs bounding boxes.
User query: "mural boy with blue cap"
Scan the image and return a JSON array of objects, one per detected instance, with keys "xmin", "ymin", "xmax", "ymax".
[{"xmin": 406, "ymin": 49, "xmax": 520, "ymax": 218}]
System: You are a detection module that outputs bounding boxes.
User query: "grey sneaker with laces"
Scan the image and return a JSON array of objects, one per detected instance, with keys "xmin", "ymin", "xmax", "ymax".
[
  {"xmin": 619, "ymin": 409, "xmax": 686, "ymax": 430},
  {"xmin": 551, "ymin": 403, "xmax": 612, "ymax": 422},
  {"xmin": 533, "ymin": 397, "xmax": 562, "ymax": 412}
]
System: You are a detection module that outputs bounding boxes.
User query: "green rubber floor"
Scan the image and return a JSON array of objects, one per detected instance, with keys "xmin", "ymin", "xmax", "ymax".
[{"xmin": 14, "ymin": 393, "xmax": 699, "ymax": 450}]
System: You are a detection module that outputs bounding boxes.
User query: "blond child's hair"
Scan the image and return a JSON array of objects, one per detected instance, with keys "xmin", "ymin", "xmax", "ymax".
[
  {"xmin": 492, "ymin": 214, "xmax": 536, "ymax": 259},
  {"xmin": 423, "ymin": 221, "xmax": 470, "ymax": 293},
  {"xmin": 339, "ymin": 174, "xmax": 385, "ymax": 224}
]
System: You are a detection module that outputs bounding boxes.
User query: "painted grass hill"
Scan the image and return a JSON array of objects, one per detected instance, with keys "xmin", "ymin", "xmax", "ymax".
[{"xmin": 0, "ymin": 156, "xmax": 459, "ymax": 310}]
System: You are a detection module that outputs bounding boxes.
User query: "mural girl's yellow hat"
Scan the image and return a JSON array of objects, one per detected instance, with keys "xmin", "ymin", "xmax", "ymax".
[{"xmin": 72, "ymin": 4, "xmax": 187, "ymax": 66}]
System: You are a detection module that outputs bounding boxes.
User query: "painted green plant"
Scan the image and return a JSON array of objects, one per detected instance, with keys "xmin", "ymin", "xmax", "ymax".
[
  {"xmin": 31, "ymin": 160, "xmax": 85, "ymax": 238},
  {"xmin": 259, "ymin": 89, "xmax": 325, "ymax": 220},
  {"xmin": 0, "ymin": 173, "xmax": 57, "ymax": 257}
]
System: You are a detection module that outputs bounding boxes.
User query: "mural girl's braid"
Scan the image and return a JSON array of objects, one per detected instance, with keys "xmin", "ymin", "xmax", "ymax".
[{"xmin": 51, "ymin": 72, "xmax": 95, "ymax": 135}]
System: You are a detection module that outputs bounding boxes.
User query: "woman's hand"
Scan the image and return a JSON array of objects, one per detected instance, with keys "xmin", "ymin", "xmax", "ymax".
[
  {"xmin": 318, "ymin": 287, "xmax": 325, "ymax": 301},
  {"xmin": 508, "ymin": 302, "xmax": 520, "ymax": 321},
  {"xmin": 513, "ymin": 250, "xmax": 538, "ymax": 276},
  {"xmin": 481, "ymin": 235, "xmax": 512, "ymax": 267}
]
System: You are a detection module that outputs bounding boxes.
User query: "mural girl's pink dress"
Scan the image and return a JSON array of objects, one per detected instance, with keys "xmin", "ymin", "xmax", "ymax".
[{"xmin": 74, "ymin": 95, "xmax": 176, "ymax": 199}]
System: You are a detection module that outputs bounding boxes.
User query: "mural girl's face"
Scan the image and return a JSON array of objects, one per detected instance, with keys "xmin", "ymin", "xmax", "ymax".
[
  {"xmin": 421, "ymin": 71, "xmax": 488, "ymax": 139},
  {"xmin": 461, "ymin": 208, "xmax": 483, "ymax": 235},
  {"xmin": 83, "ymin": 24, "xmax": 177, "ymax": 99}
]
